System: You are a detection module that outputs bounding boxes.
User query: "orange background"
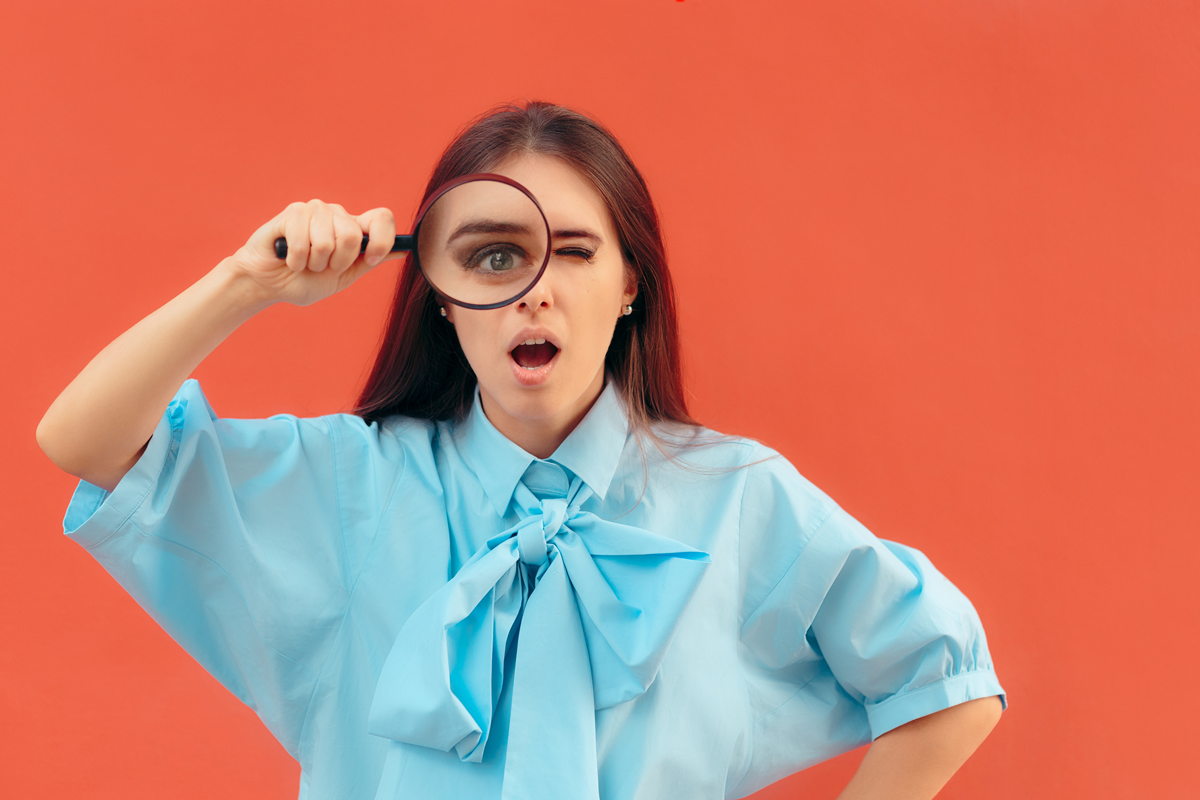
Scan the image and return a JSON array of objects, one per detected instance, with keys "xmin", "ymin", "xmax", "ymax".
[{"xmin": 2, "ymin": 1, "xmax": 1196, "ymax": 797}]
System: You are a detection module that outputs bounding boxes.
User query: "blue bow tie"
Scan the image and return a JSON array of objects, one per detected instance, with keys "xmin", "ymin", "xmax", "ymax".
[{"xmin": 367, "ymin": 471, "xmax": 711, "ymax": 800}]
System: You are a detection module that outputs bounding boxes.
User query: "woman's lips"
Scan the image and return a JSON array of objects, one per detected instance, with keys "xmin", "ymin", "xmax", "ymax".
[
  {"xmin": 511, "ymin": 342, "xmax": 558, "ymax": 368},
  {"xmin": 509, "ymin": 342, "xmax": 560, "ymax": 386}
]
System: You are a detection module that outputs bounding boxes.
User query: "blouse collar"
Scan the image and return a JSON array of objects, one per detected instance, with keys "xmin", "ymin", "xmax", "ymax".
[{"xmin": 456, "ymin": 375, "xmax": 631, "ymax": 517}]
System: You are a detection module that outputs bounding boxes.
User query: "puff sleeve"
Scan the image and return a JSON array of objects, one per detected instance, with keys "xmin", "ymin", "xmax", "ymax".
[
  {"xmin": 61, "ymin": 379, "xmax": 401, "ymax": 757},
  {"xmin": 731, "ymin": 449, "xmax": 1006, "ymax": 796}
]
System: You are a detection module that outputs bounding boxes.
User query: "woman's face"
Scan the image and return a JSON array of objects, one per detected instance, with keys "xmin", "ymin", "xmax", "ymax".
[{"xmin": 442, "ymin": 154, "xmax": 636, "ymax": 450}]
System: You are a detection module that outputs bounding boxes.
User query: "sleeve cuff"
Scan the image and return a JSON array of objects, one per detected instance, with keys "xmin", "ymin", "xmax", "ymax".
[
  {"xmin": 62, "ymin": 389, "xmax": 186, "ymax": 549},
  {"xmin": 865, "ymin": 669, "xmax": 1008, "ymax": 740}
]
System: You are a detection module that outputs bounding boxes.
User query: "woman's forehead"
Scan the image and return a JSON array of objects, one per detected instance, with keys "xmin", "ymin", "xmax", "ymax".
[{"xmin": 491, "ymin": 154, "xmax": 614, "ymax": 239}]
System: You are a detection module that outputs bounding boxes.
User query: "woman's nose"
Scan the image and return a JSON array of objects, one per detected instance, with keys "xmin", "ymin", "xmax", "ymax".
[{"xmin": 516, "ymin": 271, "xmax": 553, "ymax": 311}]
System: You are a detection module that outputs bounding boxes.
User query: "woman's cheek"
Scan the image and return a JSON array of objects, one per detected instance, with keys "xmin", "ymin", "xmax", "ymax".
[{"xmin": 453, "ymin": 319, "xmax": 497, "ymax": 380}]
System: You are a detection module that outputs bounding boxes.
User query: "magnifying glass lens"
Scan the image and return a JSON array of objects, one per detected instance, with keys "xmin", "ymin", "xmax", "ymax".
[{"xmin": 416, "ymin": 179, "xmax": 549, "ymax": 308}]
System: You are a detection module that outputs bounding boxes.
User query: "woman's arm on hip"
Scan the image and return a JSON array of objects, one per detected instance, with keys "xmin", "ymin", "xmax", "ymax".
[{"xmin": 834, "ymin": 695, "xmax": 1004, "ymax": 800}]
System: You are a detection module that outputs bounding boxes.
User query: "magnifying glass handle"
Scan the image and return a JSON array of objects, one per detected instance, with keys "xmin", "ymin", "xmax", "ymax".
[{"xmin": 273, "ymin": 235, "xmax": 415, "ymax": 260}]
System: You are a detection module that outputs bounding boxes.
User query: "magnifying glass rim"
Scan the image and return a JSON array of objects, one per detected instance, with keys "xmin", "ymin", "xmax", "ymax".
[{"xmin": 411, "ymin": 172, "xmax": 552, "ymax": 311}]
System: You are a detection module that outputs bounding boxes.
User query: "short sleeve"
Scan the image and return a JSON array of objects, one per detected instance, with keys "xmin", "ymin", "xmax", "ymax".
[
  {"xmin": 62, "ymin": 379, "xmax": 403, "ymax": 756},
  {"xmin": 735, "ymin": 449, "xmax": 1007, "ymax": 782},
  {"xmin": 805, "ymin": 507, "xmax": 1006, "ymax": 736}
]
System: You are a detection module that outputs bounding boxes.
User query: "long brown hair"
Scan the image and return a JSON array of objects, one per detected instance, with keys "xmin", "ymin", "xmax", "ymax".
[{"xmin": 354, "ymin": 101, "xmax": 695, "ymax": 436}]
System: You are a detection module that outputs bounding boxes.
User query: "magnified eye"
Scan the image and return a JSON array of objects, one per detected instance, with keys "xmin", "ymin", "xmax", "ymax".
[
  {"xmin": 464, "ymin": 244, "xmax": 528, "ymax": 273},
  {"xmin": 483, "ymin": 249, "xmax": 515, "ymax": 271}
]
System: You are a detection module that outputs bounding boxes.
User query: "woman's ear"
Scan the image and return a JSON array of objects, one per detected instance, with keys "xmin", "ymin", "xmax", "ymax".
[
  {"xmin": 441, "ymin": 304, "xmax": 455, "ymax": 325},
  {"xmin": 621, "ymin": 267, "xmax": 638, "ymax": 316}
]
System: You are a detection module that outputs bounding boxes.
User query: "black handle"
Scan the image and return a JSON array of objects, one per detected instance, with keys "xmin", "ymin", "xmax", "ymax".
[{"xmin": 273, "ymin": 235, "xmax": 415, "ymax": 260}]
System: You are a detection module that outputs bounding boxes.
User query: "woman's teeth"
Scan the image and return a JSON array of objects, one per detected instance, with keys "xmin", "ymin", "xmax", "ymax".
[{"xmin": 521, "ymin": 338, "xmax": 547, "ymax": 345}]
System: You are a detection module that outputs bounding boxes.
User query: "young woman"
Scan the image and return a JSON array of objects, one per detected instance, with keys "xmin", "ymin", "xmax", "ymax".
[{"xmin": 38, "ymin": 101, "xmax": 1007, "ymax": 800}]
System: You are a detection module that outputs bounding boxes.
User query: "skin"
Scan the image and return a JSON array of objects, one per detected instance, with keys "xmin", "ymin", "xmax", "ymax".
[
  {"xmin": 36, "ymin": 154, "xmax": 1000, "ymax": 797},
  {"xmin": 836, "ymin": 695, "xmax": 1003, "ymax": 799}
]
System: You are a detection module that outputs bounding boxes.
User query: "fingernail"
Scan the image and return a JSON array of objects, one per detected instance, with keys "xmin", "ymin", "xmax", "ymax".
[{"xmin": 367, "ymin": 254, "xmax": 381, "ymax": 267}]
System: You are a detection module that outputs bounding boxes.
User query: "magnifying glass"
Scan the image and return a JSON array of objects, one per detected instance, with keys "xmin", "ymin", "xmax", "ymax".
[{"xmin": 273, "ymin": 174, "xmax": 551, "ymax": 310}]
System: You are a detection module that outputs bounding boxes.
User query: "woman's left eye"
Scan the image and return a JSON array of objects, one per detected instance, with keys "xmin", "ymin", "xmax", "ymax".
[
  {"xmin": 555, "ymin": 247, "xmax": 595, "ymax": 262},
  {"xmin": 463, "ymin": 244, "xmax": 527, "ymax": 272},
  {"xmin": 482, "ymin": 250, "xmax": 515, "ymax": 271}
]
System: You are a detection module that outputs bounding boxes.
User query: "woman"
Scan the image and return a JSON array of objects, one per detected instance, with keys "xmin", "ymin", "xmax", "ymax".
[{"xmin": 38, "ymin": 101, "xmax": 1007, "ymax": 800}]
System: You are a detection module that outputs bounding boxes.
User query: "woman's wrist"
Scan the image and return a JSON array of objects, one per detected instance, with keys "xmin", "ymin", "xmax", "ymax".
[{"xmin": 210, "ymin": 255, "xmax": 282, "ymax": 318}]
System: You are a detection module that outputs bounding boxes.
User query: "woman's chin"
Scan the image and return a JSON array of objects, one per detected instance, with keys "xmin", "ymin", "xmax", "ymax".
[
  {"xmin": 483, "ymin": 358, "xmax": 578, "ymax": 422},
  {"xmin": 479, "ymin": 350, "xmax": 607, "ymax": 431}
]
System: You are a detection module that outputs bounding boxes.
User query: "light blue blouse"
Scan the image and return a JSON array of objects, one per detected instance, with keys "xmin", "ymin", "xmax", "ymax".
[{"xmin": 63, "ymin": 378, "xmax": 1007, "ymax": 800}]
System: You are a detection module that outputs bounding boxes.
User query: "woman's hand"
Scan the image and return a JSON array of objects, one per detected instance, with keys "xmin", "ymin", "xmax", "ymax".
[{"xmin": 227, "ymin": 200, "xmax": 404, "ymax": 307}]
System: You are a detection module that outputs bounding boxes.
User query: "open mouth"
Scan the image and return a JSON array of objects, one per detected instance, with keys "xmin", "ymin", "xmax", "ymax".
[{"xmin": 510, "ymin": 338, "xmax": 559, "ymax": 370}]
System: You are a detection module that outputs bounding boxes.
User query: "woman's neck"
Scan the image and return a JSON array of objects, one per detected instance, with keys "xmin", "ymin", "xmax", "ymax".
[{"xmin": 479, "ymin": 369, "xmax": 606, "ymax": 459}]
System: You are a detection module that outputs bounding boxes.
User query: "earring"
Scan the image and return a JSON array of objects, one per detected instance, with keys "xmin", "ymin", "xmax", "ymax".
[
  {"xmin": 439, "ymin": 307, "xmax": 447, "ymax": 317},
  {"xmin": 623, "ymin": 304, "xmax": 633, "ymax": 316}
]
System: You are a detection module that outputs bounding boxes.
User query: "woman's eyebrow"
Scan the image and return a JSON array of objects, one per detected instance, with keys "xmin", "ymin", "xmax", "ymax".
[
  {"xmin": 447, "ymin": 220, "xmax": 533, "ymax": 244},
  {"xmin": 552, "ymin": 228, "xmax": 602, "ymax": 243}
]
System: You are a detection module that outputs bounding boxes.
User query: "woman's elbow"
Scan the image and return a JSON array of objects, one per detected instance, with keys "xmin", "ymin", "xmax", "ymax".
[
  {"xmin": 36, "ymin": 412, "xmax": 73, "ymax": 473},
  {"xmin": 35, "ymin": 413, "xmax": 137, "ymax": 492}
]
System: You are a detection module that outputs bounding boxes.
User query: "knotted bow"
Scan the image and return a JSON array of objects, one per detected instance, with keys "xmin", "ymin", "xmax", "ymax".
[{"xmin": 367, "ymin": 471, "xmax": 710, "ymax": 800}]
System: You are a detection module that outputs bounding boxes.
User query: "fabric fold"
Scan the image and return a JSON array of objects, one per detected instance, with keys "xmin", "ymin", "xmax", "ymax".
[{"xmin": 367, "ymin": 474, "xmax": 711, "ymax": 799}]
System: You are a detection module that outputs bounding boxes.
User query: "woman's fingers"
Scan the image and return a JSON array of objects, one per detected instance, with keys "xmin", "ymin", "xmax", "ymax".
[
  {"xmin": 232, "ymin": 199, "xmax": 397, "ymax": 307},
  {"xmin": 253, "ymin": 200, "xmax": 398, "ymax": 292},
  {"xmin": 359, "ymin": 208, "xmax": 398, "ymax": 267},
  {"xmin": 306, "ymin": 201, "xmax": 337, "ymax": 273},
  {"xmin": 283, "ymin": 202, "xmax": 312, "ymax": 273},
  {"xmin": 329, "ymin": 204, "xmax": 364, "ymax": 274}
]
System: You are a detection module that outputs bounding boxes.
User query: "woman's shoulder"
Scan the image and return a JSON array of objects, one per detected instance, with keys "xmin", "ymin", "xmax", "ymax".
[
  {"xmin": 319, "ymin": 408, "xmax": 445, "ymax": 463},
  {"xmin": 644, "ymin": 420, "xmax": 823, "ymax": 483},
  {"xmin": 202, "ymin": 384, "xmax": 445, "ymax": 475},
  {"xmin": 648, "ymin": 420, "xmax": 839, "ymax": 523}
]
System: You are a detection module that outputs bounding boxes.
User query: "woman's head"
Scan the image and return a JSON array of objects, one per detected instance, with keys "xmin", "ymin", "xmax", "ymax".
[{"xmin": 356, "ymin": 101, "xmax": 693, "ymax": 444}]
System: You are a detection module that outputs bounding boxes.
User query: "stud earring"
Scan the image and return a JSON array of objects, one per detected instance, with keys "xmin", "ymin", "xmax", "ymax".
[
  {"xmin": 439, "ymin": 307, "xmax": 447, "ymax": 317},
  {"xmin": 623, "ymin": 304, "xmax": 633, "ymax": 316}
]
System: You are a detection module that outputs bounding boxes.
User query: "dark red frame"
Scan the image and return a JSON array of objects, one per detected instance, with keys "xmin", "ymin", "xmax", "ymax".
[{"xmin": 411, "ymin": 172, "xmax": 552, "ymax": 310}]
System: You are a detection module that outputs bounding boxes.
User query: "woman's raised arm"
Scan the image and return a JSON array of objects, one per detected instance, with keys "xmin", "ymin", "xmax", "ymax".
[{"xmin": 36, "ymin": 200, "xmax": 399, "ymax": 492}]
